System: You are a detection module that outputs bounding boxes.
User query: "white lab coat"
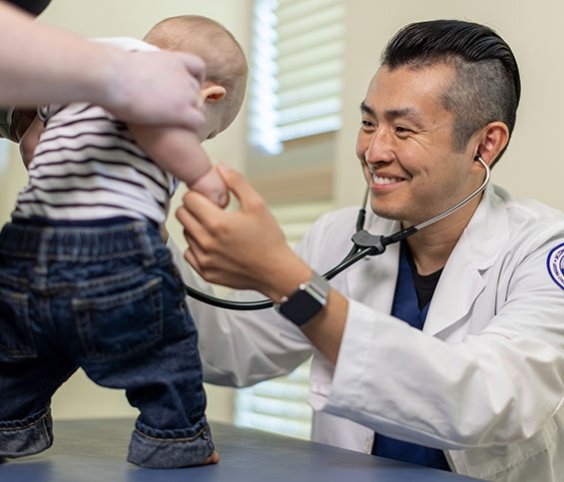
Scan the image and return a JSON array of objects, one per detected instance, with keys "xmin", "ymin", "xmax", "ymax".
[{"xmin": 170, "ymin": 184, "xmax": 564, "ymax": 482}]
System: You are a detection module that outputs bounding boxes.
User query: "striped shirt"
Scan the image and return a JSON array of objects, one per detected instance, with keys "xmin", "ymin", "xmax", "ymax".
[{"xmin": 12, "ymin": 38, "xmax": 177, "ymax": 225}]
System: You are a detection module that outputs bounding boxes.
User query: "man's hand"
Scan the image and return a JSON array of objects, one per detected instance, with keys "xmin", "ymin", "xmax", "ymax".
[
  {"xmin": 176, "ymin": 165, "xmax": 311, "ymax": 301},
  {"xmin": 178, "ymin": 165, "xmax": 348, "ymax": 364}
]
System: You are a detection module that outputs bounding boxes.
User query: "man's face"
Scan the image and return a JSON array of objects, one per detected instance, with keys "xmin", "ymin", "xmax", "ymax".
[{"xmin": 356, "ymin": 63, "xmax": 483, "ymax": 226}]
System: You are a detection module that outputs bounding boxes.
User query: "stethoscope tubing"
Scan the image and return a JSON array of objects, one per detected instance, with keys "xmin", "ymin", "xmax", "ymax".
[{"xmin": 184, "ymin": 157, "xmax": 491, "ymax": 311}]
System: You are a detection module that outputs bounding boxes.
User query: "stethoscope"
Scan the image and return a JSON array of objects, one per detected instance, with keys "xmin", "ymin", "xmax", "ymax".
[{"xmin": 184, "ymin": 156, "xmax": 491, "ymax": 310}]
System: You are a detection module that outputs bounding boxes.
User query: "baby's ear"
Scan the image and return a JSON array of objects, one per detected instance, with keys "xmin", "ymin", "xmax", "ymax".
[{"xmin": 201, "ymin": 84, "xmax": 227, "ymax": 103}]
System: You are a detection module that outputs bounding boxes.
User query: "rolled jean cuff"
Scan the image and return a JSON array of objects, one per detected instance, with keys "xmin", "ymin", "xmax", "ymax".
[
  {"xmin": 0, "ymin": 408, "xmax": 53, "ymax": 458},
  {"xmin": 127, "ymin": 421, "xmax": 215, "ymax": 468}
]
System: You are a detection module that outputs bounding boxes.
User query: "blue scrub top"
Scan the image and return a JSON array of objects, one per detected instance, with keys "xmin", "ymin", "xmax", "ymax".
[{"xmin": 371, "ymin": 241, "xmax": 450, "ymax": 471}]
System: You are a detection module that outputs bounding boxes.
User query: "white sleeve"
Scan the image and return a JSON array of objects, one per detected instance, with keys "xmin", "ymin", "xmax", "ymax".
[{"xmin": 168, "ymin": 239, "xmax": 313, "ymax": 387}]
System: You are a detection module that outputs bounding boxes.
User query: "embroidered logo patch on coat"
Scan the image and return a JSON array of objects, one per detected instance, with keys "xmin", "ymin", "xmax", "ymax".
[{"xmin": 547, "ymin": 243, "xmax": 564, "ymax": 290}]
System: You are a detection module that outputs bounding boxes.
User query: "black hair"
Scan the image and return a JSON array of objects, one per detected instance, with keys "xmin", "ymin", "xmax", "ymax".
[{"xmin": 382, "ymin": 20, "xmax": 520, "ymax": 160}]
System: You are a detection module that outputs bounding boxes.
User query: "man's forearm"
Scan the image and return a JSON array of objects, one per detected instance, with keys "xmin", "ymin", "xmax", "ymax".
[{"xmin": 299, "ymin": 289, "xmax": 348, "ymax": 365}]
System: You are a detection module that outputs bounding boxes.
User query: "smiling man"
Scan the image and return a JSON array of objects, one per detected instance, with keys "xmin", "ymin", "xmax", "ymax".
[{"xmin": 175, "ymin": 20, "xmax": 564, "ymax": 482}]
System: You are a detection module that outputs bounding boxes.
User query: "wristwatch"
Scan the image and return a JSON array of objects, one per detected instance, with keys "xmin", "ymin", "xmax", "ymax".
[{"xmin": 275, "ymin": 271, "xmax": 330, "ymax": 326}]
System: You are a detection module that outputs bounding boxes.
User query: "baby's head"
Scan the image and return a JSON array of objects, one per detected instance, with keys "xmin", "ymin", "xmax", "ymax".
[{"xmin": 144, "ymin": 15, "xmax": 248, "ymax": 141}]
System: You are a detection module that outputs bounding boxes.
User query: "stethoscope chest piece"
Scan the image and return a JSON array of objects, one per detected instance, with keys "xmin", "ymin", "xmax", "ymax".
[{"xmin": 351, "ymin": 230, "xmax": 386, "ymax": 254}]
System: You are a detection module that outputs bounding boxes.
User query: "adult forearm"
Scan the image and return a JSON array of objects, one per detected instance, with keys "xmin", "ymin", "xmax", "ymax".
[
  {"xmin": 300, "ymin": 289, "xmax": 348, "ymax": 365},
  {"xmin": 254, "ymin": 255, "xmax": 348, "ymax": 366},
  {"xmin": 0, "ymin": 3, "xmax": 116, "ymax": 106},
  {"xmin": 0, "ymin": 3, "xmax": 206, "ymax": 128}
]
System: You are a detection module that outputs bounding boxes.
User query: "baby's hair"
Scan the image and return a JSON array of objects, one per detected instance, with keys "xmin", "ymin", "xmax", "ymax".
[{"xmin": 144, "ymin": 15, "xmax": 247, "ymax": 94}]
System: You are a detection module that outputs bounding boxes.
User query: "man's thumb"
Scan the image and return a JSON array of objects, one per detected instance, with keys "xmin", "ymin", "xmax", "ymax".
[{"xmin": 217, "ymin": 164, "xmax": 261, "ymax": 206}]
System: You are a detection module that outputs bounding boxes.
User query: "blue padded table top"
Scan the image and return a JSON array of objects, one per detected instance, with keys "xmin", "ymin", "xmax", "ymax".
[{"xmin": 0, "ymin": 418, "xmax": 482, "ymax": 482}]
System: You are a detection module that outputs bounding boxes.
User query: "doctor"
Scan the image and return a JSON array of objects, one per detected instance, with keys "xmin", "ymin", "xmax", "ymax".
[{"xmin": 175, "ymin": 20, "xmax": 564, "ymax": 481}]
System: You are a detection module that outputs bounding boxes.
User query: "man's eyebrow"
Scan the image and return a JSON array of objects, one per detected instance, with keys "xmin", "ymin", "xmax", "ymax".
[
  {"xmin": 360, "ymin": 103, "xmax": 424, "ymax": 128},
  {"xmin": 386, "ymin": 107, "xmax": 425, "ymax": 129},
  {"xmin": 360, "ymin": 102, "xmax": 375, "ymax": 116}
]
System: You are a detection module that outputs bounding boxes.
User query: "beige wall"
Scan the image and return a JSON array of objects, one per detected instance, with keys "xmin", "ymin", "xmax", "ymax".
[
  {"xmin": 336, "ymin": 0, "xmax": 564, "ymax": 210},
  {"xmin": 1, "ymin": 0, "xmax": 563, "ymax": 422}
]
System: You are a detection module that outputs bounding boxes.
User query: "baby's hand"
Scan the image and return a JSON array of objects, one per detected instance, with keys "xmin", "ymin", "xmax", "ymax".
[
  {"xmin": 19, "ymin": 113, "xmax": 44, "ymax": 168},
  {"xmin": 190, "ymin": 167, "xmax": 229, "ymax": 208}
]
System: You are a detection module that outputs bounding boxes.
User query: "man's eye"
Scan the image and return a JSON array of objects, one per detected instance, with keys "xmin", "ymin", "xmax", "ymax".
[{"xmin": 395, "ymin": 126, "xmax": 412, "ymax": 136}]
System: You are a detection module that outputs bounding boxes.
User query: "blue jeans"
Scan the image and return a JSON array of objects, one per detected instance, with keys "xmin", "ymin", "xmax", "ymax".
[{"xmin": 0, "ymin": 218, "xmax": 214, "ymax": 468}]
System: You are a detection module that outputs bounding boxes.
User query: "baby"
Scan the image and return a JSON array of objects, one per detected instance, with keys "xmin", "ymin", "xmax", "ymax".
[{"xmin": 0, "ymin": 15, "xmax": 247, "ymax": 468}]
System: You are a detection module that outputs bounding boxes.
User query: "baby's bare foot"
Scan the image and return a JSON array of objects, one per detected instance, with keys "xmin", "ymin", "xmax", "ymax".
[{"xmin": 202, "ymin": 451, "xmax": 220, "ymax": 465}]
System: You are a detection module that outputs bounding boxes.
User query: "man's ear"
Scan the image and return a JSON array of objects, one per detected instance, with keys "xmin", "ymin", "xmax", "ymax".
[
  {"xmin": 201, "ymin": 83, "xmax": 227, "ymax": 103},
  {"xmin": 474, "ymin": 121, "xmax": 509, "ymax": 167}
]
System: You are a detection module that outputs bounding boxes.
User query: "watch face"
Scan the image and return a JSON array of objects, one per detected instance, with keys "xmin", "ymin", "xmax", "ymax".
[
  {"xmin": 278, "ymin": 288, "xmax": 324, "ymax": 326},
  {"xmin": 276, "ymin": 272, "xmax": 330, "ymax": 326}
]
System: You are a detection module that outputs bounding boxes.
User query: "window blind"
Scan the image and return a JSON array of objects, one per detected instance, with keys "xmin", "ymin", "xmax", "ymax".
[
  {"xmin": 234, "ymin": 201, "xmax": 333, "ymax": 440},
  {"xmin": 248, "ymin": 0, "xmax": 345, "ymax": 154}
]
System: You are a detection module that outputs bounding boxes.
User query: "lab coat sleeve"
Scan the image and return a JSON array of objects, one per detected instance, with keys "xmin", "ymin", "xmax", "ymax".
[
  {"xmin": 168, "ymin": 239, "xmax": 314, "ymax": 387},
  {"xmin": 324, "ymin": 222, "xmax": 564, "ymax": 450}
]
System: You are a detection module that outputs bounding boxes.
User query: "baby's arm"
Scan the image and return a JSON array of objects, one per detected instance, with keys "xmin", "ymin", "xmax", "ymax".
[{"xmin": 128, "ymin": 124, "xmax": 229, "ymax": 207}]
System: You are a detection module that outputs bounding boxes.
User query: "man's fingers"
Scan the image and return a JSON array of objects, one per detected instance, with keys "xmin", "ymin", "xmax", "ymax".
[
  {"xmin": 217, "ymin": 164, "xmax": 264, "ymax": 210},
  {"xmin": 179, "ymin": 190, "xmax": 225, "ymax": 230},
  {"xmin": 184, "ymin": 243, "xmax": 202, "ymax": 274},
  {"xmin": 177, "ymin": 205, "xmax": 211, "ymax": 274},
  {"xmin": 176, "ymin": 204, "xmax": 210, "ymax": 243}
]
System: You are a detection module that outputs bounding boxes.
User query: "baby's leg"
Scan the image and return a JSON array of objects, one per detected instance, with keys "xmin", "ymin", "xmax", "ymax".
[
  {"xmin": 0, "ymin": 257, "xmax": 76, "ymax": 459},
  {"xmin": 81, "ymin": 300, "xmax": 218, "ymax": 468},
  {"xmin": 121, "ymin": 326, "xmax": 218, "ymax": 469},
  {"xmin": 76, "ymin": 230, "xmax": 218, "ymax": 468},
  {"xmin": 0, "ymin": 224, "xmax": 78, "ymax": 459}
]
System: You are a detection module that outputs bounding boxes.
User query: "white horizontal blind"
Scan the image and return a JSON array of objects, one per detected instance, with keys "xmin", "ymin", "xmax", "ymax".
[
  {"xmin": 234, "ymin": 201, "xmax": 333, "ymax": 440},
  {"xmin": 248, "ymin": 0, "xmax": 345, "ymax": 154},
  {"xmin": 234, "ymin": 360, "xmax": 312, "ymax": 439}
]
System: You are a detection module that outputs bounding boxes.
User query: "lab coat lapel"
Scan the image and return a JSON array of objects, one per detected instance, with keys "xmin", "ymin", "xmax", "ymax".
[{"xmin": 424, "ymin": 185, "xmax": 510, "ymax": 336}]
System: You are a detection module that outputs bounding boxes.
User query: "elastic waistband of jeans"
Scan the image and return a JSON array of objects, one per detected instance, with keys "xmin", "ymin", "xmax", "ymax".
[
  {"xmin": 12, "ymin": 215, "xmax": 159, "ymax": 229},
  {"xmin": 0, "ymin": 217, "xmax": 163, "ymax": 260}
]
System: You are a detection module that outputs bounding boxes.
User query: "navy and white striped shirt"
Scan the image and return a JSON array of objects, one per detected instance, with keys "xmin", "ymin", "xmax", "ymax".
[{"xmin": 13, "ymin": 38, "xmax": 177, "ymax": 225}]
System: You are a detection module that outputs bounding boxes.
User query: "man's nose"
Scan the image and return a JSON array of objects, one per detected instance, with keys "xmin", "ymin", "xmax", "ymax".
[{"xmin": 364, "ymin": 127, "xmax": 395, "ymax": 163}]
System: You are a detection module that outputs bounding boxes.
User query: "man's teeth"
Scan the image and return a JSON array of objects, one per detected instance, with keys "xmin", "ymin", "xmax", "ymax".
[{"xmin": 372, "ymin": 174, "xmax": 401, "ymax": 185}]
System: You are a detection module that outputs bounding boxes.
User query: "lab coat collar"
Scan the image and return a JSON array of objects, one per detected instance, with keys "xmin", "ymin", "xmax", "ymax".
[
  {"xmin": 424, "ymin": 184, "xmax": 510, "ymax": 336},
  {"xmin": 342, "ymin": 185, "xmax": 510, "ymax": 336}
]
